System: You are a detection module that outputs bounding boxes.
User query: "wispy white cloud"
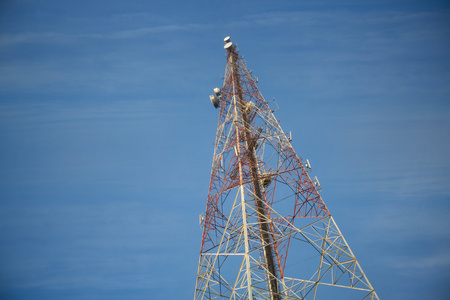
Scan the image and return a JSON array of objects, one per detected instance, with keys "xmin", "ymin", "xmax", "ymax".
[
  {"xmin": 1, "ymin": 8, "xmax": 448, "ymax": 100},
  {"xmin": 0, "ymin": 22, "xmax": 216, "ymax": 95},
  {"xmin": 231, "ymin": 10, "xmax": 450, "ymax": 102},
  {"xmin": 84, "ymin": 24, "xmax": 196, "ymax": 40},
  {"xmin": 0, "ymin": 32, "xmax": 74, "ymax": 48},
  {"xmin": 392, "ymin": 252, "xmax": 450, "ymax": 270},
  {"xmin": 0, "ymin": 23, "xmax": 207, "ymax": 48}
]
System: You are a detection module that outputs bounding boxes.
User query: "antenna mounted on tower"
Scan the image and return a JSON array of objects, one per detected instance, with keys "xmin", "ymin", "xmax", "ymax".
[{"xmin": 224, "ymin": 36, "xmax": 234, "ymax": 51}]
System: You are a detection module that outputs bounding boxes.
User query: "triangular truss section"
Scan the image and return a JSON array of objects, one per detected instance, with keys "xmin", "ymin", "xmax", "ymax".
[{"xmin": 195, "ymin": 37, "xmax": 379, "ymax": 300}]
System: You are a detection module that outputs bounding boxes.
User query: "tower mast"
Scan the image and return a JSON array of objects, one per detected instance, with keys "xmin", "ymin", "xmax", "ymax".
[{"xmin": 195, "ymin": 37, "xmax": 380, "ymax": 300}]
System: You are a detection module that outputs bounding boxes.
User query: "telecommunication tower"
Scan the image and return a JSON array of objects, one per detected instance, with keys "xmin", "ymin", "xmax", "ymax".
[{"xmin": 194, "ymin": 37, "xmax": 379, "ymax": 300}]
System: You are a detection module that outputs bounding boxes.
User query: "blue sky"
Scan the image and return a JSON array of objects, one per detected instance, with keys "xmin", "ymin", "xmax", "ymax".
[{"xmin": 0, "ymin": 0, "xmax": 449, "ymax": 299}]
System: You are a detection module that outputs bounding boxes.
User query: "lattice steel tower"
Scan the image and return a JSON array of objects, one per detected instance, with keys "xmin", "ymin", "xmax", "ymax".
[{"xmin": 194, "ymin": 37, "xmax": 379, "ymax": 300}]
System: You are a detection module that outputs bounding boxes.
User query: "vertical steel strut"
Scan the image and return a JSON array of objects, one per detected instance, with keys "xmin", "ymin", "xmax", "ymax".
[{"xmin": 228, "ymin": 47, "xmax": 281, "ymax": 300}]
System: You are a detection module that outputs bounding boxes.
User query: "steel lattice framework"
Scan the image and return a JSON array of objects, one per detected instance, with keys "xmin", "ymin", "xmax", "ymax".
[{"xmin": 194, "ymin": 37, "xmax": 380, "ymax": 300}]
